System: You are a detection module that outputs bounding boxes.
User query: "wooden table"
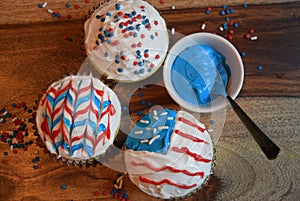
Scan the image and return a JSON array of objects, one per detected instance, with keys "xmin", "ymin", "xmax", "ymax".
[{"xmin": 0, "ymin": 1, "xmax": 299, "ymax": 200}]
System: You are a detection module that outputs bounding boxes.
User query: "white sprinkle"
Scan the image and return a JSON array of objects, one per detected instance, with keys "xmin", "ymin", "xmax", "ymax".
[
  {"xmin": 208, "ymin": 129, "xmax": 214, "ymax": 132},
  {"xmin": 140, "ymin": 119, "xmax": 149, "ymax": 124},
  {"xmin": 47, "ymin": 9, "xmax": 53, "ymax": 14},
  {"xmin": 153, "ymin": 128, "xmax": 157, "ymax": 134},
  {"xmin": 153, "ymin": 116, "xmax": 159, "ymax": 120},
  {"xmin": 134, "ymin": 130, "xmax": 143, "ymax": 135},
  {"xmin": 2, "ymin": 111, "xmax": 7, "ymax": 116},
  {"xmin": 167, "ymin": 117, "xmax": 174, "ymax": 120},
  {"xmin": 158, "ymin": 126, "xmax": 169, "ymax": 130},
  {"xmin": 116, "ymin": 175, "xmax": 123, "ymax": 183},
  {"xmin": 219, "ymin": 26, "xmax": 224, "ymax": 31},
  {"xmin": 114, "ymin": 184, "xmax": 119, "ymax": 189},
  {"xmin": 171, "ymin": 28, "xmax": 175, "ymax": 35},
  {"xmin": 0, "ymin": 118, "xmax": 3, "ymax": 123},
  {"xmin": 110, "ymin": 21, "xmax": 115, "ymax": 26},
  {"xmin": 146, "ymin": 127, "xmax": 151, "ymax": 131},
  {"xmin": 250, "ymin": 36, "xmax": 258, "ymax": 41},
  {"xmin": 42, "ymin": 2, "xmax": 48, "ymax": 8},
  {"xmin": 201, "ymin": 23, "xmax": 206, "ymax": 30},
  {"xmin": 153, "ymin": 110, "xmax": 157, "ymax": 116},
  {"xmin": 140, "ymin": 139, "xmax": 149, "ymax": 143},
  {"xmin": 12, "ymin": 117, "xmax": 18, "ymax": 122},
  {"xmin": 149, "ymin": 135, "xmax": 160, "ymax": 145},
  {"xmin": 160, "ymin": 112, "xmax": 168, "ymax": 116},
  {"xmin": 118, "ymin": 178, "xmax": 123, "ymax": 189},
  {"xmin": 10, "ymin": 145, "xmax": 13, "ymax": 151},
  {"xmin": 171, "ymin": 6, "xmax": 176, "ymax": 10}
]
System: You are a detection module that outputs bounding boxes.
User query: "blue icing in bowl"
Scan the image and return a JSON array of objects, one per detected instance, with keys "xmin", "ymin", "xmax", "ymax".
[
  {"xmin": 125, "ymin": 108, "xmax": 176, "ymax": 154},
  {"xmin": 171, "ymin": 44, "xmax": 231, "ymax": 105}
]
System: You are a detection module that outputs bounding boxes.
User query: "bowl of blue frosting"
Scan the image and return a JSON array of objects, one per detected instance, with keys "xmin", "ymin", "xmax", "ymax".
[{"xmin": 163, "ymin": 32, "xmax": 244, "ymax": 113}]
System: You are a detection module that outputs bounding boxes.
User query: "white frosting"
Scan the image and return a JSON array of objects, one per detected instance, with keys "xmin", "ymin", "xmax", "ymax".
[
  {"xmin": 125, "ymin": 111, "xmax": 214, "ymax": 199},
  {"xmin": 36, "ymin": 75, "xmax": 121, "ymax": 160},
  {"xmin": 84, "ymin": 0, "xmax": 168, "ymax": 82}
]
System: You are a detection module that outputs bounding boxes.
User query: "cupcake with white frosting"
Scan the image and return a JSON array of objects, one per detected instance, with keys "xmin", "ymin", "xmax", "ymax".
[
  {"xmin": 124, "ymin": 108, "xmax": 214, "ymax": 199},
  {"xmin": 36, "ymin": 75, "xmax": 121, "ymax": 165},
  {"xmin": 84, "ymin": 0, "xmax": 168, "ymax": 82}
]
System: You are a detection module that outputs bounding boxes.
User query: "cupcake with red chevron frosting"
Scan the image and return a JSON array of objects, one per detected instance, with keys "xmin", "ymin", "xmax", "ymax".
[
  {"xmin": 36, "ymin": 75, "xmax": 121, "ymax": 165},
  {"xmin": 124, "ymin": 108, "xmax": 214, "ymax": 199},
  {"xmin": 84, "ymin": 0, "xmax": 168, "ymax": 82}
]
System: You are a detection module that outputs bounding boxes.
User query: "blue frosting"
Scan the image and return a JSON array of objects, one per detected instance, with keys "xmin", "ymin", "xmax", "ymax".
[
  {"xmin": 171, "ymin": 44, "xmax": 231, "ymax": 105},
  {"xmin": 125, "ymin": 108, "xmax": 176, "ymax": 154}
]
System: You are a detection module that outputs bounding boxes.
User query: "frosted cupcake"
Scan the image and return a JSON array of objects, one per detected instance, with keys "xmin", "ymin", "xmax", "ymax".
[
  {"xmin": 84, "ymin": 0, "xmax": 168, "ymax": 82},
  {"xmin": 124, "ymin": 108, "xmax": 214, "ymax": 199},
  {"xmin": 36, "ymin": 75, "xmax": 121, "ymax": 165}
]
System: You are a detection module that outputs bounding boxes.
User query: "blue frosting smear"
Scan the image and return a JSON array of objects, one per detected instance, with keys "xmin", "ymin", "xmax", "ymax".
[
  {"xmin": 171, "ymin": 44, "xmax": 231, "ymax": 105},
  {"xmin": 125, "ymin": 108, "xmax": 176, "ymax": 154}
]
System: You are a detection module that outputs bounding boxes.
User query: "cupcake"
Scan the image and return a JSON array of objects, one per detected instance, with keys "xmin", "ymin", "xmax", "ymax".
[
  {"xmin": 124, "ymin": 108, "xmax": 214, "ymax": 199},
  {"xmin": 36, "ymin": 75, "xmax": 121, "ymax": 165},
  {"xmin": 84, "ymin": 0, "xmax": 169, "ymax": 82}
]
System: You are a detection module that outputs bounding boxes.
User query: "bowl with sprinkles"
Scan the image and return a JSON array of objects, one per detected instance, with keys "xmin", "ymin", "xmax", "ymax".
[
  {"xmin": 84, "ymin": 0, "xmax": 169, "ymax": 82},
  {"xmin": 163, "ymin": 32, "xmax": 244, "ymax": 113}
]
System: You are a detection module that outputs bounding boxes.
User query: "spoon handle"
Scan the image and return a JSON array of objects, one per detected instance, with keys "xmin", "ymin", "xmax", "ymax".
[{"xmin": 226, "ymin": 96, "xmax": 280, "ymax": 160}]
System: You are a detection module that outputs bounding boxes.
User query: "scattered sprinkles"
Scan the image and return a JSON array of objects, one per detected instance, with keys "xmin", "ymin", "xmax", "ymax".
[{"xmin": 257, "ymin": 65, "xmax": 263, "ymax": 71}]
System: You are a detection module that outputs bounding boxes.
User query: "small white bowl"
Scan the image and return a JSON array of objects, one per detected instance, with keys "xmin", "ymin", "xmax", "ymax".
[{"xmin": 163, "ymin": 32, "xmax": 244, "ymax": 113}]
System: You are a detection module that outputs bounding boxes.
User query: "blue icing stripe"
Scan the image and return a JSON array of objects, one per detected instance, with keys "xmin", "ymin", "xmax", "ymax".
[{"xmin": 125, "ymin": 108, "xmax": 176, "ymax": 154}]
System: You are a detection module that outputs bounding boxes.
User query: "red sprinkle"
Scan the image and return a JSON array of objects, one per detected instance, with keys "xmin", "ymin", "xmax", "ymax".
[
  {"xmin": 120, "ymin": 56, "xmax": 126, "ymax": 60},
  {"xmin": 66, "ymin": 15, "xmax": 72, "ymax": 19},
  {"xmin": 154, "ymin": 21, "xmax": 158, "ymax": 26},
  {"xmin": 137, "ymin": 14, "xmax": 142, "ymax": 19},
  {"xmin": 227, "ymin": 35, "xmax": 233, "ymax": 40},
  {"xmin": 133, "ymin": 61, "xmax": 138, "ymax": 66},
  {"xmin": 160, "ymin": 0, "xmax": 165, "ymax": 4},
  {"xmin": 131, "ymin": 44, "xmax": 137, "ymax": 48},
  {"xmin": 85, "ymin": 0, "xmax": 91, "ymax": 3},
  {"xmin": 144, "ymin": 53, "xmax": 149, "ymax": 58},
  {"xmin": 124, "ymin": 34, "xmax": 129, "ymax": 38},
  {"xmin": 118, "ymin": 11, "xmax": 123, "ymax": 16},
  {"xmin": 74, "ymin": 4, "xmax": 80, "ymax": 9},
  {"xmin": 249, "ymin": 28, "xmax": 255, "ymax": 33},
  {"xmin": 140, "ymin": 34, "xmax": 145, "ymax": 39},
  {"xmin": 229, "ymin": 29, "xmax": 235, "ymax": 34},
  {"xmin": 2, "ymin": 159, "xmax": 8, "ymax": 164},
  {"xmin": 150, "ymin": 63, "xmax": 154, "ymax": 68},
  {"xmin": 102, "ymin": 190, "xmax": 109, "ymax": 195},
  {"xmin": 109, "ymin": 28, "xmax": 114, "ymax": 33},
  {"xmin": 137, "ymin": 42, "xmax": 142, "ymax": 47},
  {"xmin": 245, "ymin": 33, "xmax": 251, "ymax": 39},
  {"xmin": 154, "ymin": 32, "xmax": 158, "ymax": 37},
  {"xmin": 13, "ymin": 149, "xmax": 18, "ymax": 154},
  {"xmin": 94, "ymin": 191, "xmax": 100, "ymax": 196},
  {"xmin": 207, "ymin": 7, "xmax": 212, "ymax": 11},
  {"xmin": 140, "ymin": 6, "xmax": 145, "ymax": 9}
]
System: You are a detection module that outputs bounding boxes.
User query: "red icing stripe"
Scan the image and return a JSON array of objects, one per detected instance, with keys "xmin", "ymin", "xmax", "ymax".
[
  {"xmin": 131, "ymin": 161, "xmax": 204, "ymax": 178},
  {"xmin": 139, "ymin": 176, "xmax": 197, "ymax": 189},
  {"xmin": 178, "ymin": 117, "xmax": 205, "ymax": 133},
  {"xmin": 174, "ymin": 130, "xmax": 208, "ymax": 144},
  {"xmin": 172, "ymin": 147, "xmax": 212, "ymax": 163}
]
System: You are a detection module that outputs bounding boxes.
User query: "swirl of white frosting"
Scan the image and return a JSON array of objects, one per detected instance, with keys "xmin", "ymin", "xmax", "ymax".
[
  {"xmin": 36, "ymin": 75, "xmax": 121, "ymax": 160},
  {"xmin": 125, "ymin": 110, "xmax": 214, "ymax": 199},
  {"xmin": 84, "ymin": 0, "xmax": 168, "ymax": 82}
]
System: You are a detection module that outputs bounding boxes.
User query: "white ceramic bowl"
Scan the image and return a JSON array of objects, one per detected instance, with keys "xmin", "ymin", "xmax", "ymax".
[{"xmin": 163, "ymin": 32, "xmax": 244, "ymax": 113}]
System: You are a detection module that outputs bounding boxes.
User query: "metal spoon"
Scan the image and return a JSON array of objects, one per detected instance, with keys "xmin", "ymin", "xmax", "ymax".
[{"xmin": 226, "ymin": 95, "xmax": 280, "ymax": 160}]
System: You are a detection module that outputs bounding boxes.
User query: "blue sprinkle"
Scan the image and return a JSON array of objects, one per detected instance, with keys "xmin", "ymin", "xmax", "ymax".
[
  {"xmin": 52, "ymin": 13, "xmax": 56, "ymax": 17},
  {"xmin": 257, "ymin": 65, "xmax": 263, "ymax": 71},
  {"xmin": 106, "ymin": 12, "xmax": 111, "ymax": 17},
  {"xmin": 107, "ymin": 39, "xmax": 111, "ymax": 44},
  {"xmin": 230, "ymin": 8, "xmax": 235, "ymax": 13},
  {"xmin": 117, "ymin": 68, "xmax": 123, "ymax": 73},
  {"xmin": 122, "ymin": 106, "xmax": 128, "ymax": 111},
  {"xmin": 65, "ymin": 3, "xmax": 71, "ymax": 8},
  {"xmin": 134, "ymin": 70, "xmax": 139, "ymax": 75},
  {"xmin": 104, "ymin": 52, "xmax": 109, "ymax": 57},
  {"xmin": 61, "ymin": 184, "xmax": 67, "ymax": 190},
  {"xmin": 140, "ymin": 100, "xmax": 146, "ymax": 105},
  {"xmin": 114, "ymin": 15, "xmax": 119, "ymax": 19},
  {"xmin": 132, "ymin": 11, "xmax": 137, "ymax": 16},
  {"xmin": 24, "ymin": 105, "xmax": 28, "ymax": 111},
  {"xmin": 138, "ymin": 61, "xmax": 143, "ymax": 66},
  {"xmin": 225, "ymin": 9, "xmax": 231, "ymax": 14},
  {"xmin": 104, "ymin": 30, "xmax": 109, "ymax": 37},
  {"xmin": 119, "ymin": 24, "xmax": 123, "ymax": 29},
  {"xmin": 223, "ymin": 23, "xmax": 228, "ymax": 30},
  {"xmin": 222, "ymin": 5, "xmax": 227, "ymax": 9},
  {"xmin": 233, "ymin": 22, "xmax": 239, "ymax": 28},
  {"xmin": 205, "ymin": 10, "xmax": 211, "ymax": 15},
  {"xmin": 127, "ymin": 92, "xmax": 132, "ymax": 97},
  {"xmin": 1, "ymin": 108, "xmax": 6, "ymax": 113},
  {"xmin": 138, "ymin": 92, "xmax": 143, "ymax": 97},
  {"xmin": 150, "ymin": 35, "xmax": 155, "ymax": 40},
  {"xmin": 57, "ymin": 13, "xmax": 61, "ymax": 18},
  {"xmin": 142, "ymin": 15, "xmax": 146, "ymax": 19},
  {"xmin": 136, "ymin": 50, "xmax": 141, "ymax": 55},
  {"xmin": 147, "ymin": 101, "xmax": 153, "ymax": 107},
  {"xmin": 115, "ymin": 3, "xmax": 121, "ymax": 10},
  {"xmin": 144, "ymin": 49, "xmax": 149, "ymax": 53},
  {"xmin": 240, "ymin": 52, "xmax": 246, "ymax": 57},
  {"xmin": 120, "ymin": 51, "xmax": 125, "ymax": 56},
  {"xmin": 220, "ymin": 10, "xmax": 225, "ymax": 16},
  {"xmin": 133, "ymin": 32, "xmax": 138, "ymax": 38},
  {"xmin": 101, "ymin": 18, "xmax": 105, "ymax": 22},
  {"xmin": 136, "ymin": 55, "xmax": 142, "ymax": 59},
  {"xmin": 210, "ymin": 119, "xmax": 216, "ymax": 125},
  {"xmin": 137, "ymin": 111, "xmax": 143, "ymax": 116},
  {"xmin": 225, "ymin": 17, "xmax": 230, "ymax": 22},
  {"xmin": 33, "ymin": 165, "xmax": 38, "ymax": 170},
  {"xmin": 96, "ymin": 15, "xmax": 101, "ymax": 19},
  {"xmin": 3, "ymin": 152, "xmax": 8, "ymax": 156},
  {"xmin": 99, "ymin": 27, "xmax": 103, "ymax": 32},
  {"xmin": 147, "ymin": 68, "xmax": 152, "ymax": 73},
  {"xmin": 242, "ymin": 4, "xmax": 248, "ymax": 8},
  {"xmin": 38, "ymin": 4, "xmax": 43, "ymax": 8}
]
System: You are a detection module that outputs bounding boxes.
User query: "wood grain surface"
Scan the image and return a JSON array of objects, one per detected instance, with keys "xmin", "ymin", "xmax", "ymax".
[{"xmin": 0, "ymin": 0, "xmax": 299, "ymax": 201}]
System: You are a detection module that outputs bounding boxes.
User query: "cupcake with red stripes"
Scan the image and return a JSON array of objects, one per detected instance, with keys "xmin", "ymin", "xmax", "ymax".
[
  {"xmin": 36, "ymin": 75, "xmax": 121, "ymax": 166},
  {"xmin": 124, "ymin": 108, "xmax": 214, "ymax": 199}
]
